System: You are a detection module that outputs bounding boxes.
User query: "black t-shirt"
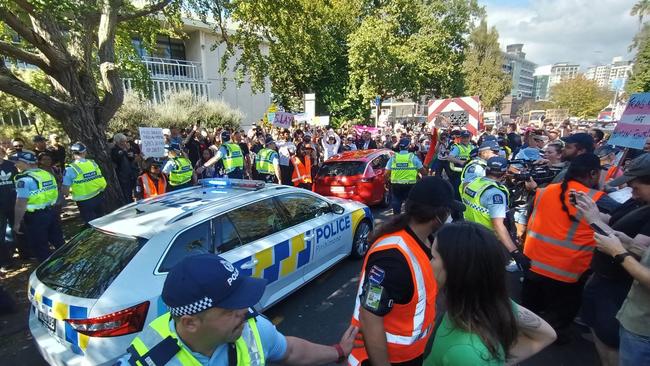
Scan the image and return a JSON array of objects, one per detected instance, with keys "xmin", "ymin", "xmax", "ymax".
[
  {"xmin": 0, "ymin": 160, "xmax": 18, "ymax": 210},
  {"xmin": 361, "ymin": 227, "xmax": 432, "ymax": 314},
  {"xmin": 185, "ymin": 138, "xmax": 203, "ymax": 167},
  {"xmin": 591, "ymin": 202, "xmax": 650, "ymax": 280},
  {"xmin": 238, "ymin": 143, "xmax": 250, "ymax": 157}
]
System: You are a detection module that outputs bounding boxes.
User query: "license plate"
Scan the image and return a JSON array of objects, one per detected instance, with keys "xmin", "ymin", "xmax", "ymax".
[
  {"xmin": 38, "ymin": 310, "xmax": 56, "ymax": 332},
  {"xmin": 331, "ymin": 186, "xmax": 345, "ymax": 193}
]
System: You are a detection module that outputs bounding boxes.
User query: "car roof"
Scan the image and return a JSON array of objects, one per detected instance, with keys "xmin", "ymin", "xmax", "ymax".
[
  {"xmin": 325, "ymin": 149, "xmax": 392, "ymax": 163},
  {"xmin": 90, "ymin": 183, "xmax": 298, "ymax": 239}
]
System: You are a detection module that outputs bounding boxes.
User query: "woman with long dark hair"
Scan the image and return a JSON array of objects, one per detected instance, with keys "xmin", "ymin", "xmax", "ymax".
[
  {"xmin": 425, "ymin": 222, "xmax": 556, "ymax": 366},
  {"xmin": 350, "ymin": 177, "xmax": 464, "ymax": 366}
]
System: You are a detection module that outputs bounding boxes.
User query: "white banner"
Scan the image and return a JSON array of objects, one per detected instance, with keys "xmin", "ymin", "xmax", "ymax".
[
  {"xmin": 311, "ymin": 116, "xmax": 330, "ymax": 126},
  {"xmin": 138, "ymin": 127, "xmax": 166, "ymax": 157}
]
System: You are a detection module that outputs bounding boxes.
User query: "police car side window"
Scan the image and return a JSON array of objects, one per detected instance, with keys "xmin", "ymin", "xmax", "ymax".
[
  {"xmin": 215, "ymin": 215, "xmax": 242, "ymax": 253},
  {"xmin": 276, "ymin": 194, "xmax": 330, "ymax": 227},
  {"xmin": 227, "ymin": 198, "xmax": 289, "ymax": 244},
  {"xmin": 160, "ymin": 221, "xmax": 213, "ymax": 272}
]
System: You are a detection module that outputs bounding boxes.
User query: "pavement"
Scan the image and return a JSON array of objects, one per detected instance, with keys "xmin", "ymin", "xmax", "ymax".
[{"xmin": 1, "ymin": 206, "xmax": 599, "ymax": 365}]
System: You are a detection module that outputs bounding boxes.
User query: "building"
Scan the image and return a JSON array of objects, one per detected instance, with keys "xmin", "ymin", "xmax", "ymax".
[
  {"xmin": 533, "ymin": 62, "xmax": 579, "ymax": 101},
  {"xmin": 502, "ymin": 44, "xmax": 536, "ymax": 98},
  {"xmin": 3, "ymin": 18, "xmax": 273, "ymax": 127},
  {"xmin": 585, "ymin": 56, "xmax": 633, "ymax": 91}
]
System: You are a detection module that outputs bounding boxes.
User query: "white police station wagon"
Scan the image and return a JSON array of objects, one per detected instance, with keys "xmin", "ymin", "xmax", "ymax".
[{"xmin": 27, "ymin": 179, "xmax": 373, "ymax": 366}]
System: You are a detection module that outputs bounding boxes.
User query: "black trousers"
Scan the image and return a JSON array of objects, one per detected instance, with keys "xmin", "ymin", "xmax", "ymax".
[
  {"xmin": 521, "ymin": 271, "xmax": 585, "ymax": 339},
  {"xmin": 0, "ymin": 206, "xmax": 14, "ymax": 266},
  {"xmin": 280, "ymin": 165, "xmax": 293, "ymax": 186},
  {"xmin": 76, "ymin": 192, "xmax": 105, "ymax": 225}
]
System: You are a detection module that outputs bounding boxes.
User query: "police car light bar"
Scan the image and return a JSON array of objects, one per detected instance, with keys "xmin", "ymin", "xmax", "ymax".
[{"xmin": 200, "ymin": 178, "xmax": 265, "ymax": 190}]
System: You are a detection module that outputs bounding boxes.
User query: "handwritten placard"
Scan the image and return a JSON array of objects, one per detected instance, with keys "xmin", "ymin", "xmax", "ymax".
[
  {"xmin": 139, "ymin": 127, "xmax": 166, "ymax": 157},
  {"xmin": 608, "ymin": 93, "xmax": 650, "ymax": 149},
  {"xmin": 273, "ymin": 112, "xmax": 294, "ymax": 128}
]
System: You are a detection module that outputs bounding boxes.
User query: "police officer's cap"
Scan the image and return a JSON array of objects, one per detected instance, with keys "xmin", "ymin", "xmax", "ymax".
[
  {"xmin": 70, "ymin": 142, "xmax": 87, "ymax": 154},
  {"xmin": 166, "ymin": 143, "xmax": 181, "ymax": 152},
  {"xmin": 162, "ymin": 254, "xmax": 267, "ymax": 317},
  {"xmin": 265, "ymin": 136, "xmax": 275, "ymax": 146},
  {"xmin": 221, "ymin": 130, "xmax": 231, "ymax": 142},
  {"xmin": 460, "ymin": 130, "xmax": 471, "ymax": 138},
  {"xmin": 486, "ymin": 156, "xmax": 509, "ymax": 174},
  {"xmin": 479, "ymin": 140, "xmax": 500, "ymax": 152},
  {"xmin": 398, "ymin": 138, "xmax": 410, "ymax": 149},
  {"xmin": 9, "ymin": 150, "xmax": 37, "ymax": 164}
]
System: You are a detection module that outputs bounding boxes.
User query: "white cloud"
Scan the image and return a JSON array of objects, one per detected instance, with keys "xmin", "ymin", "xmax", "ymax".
[{"xmin": 481, "ymin": 0, "xmax": 639, "ymax": 69}]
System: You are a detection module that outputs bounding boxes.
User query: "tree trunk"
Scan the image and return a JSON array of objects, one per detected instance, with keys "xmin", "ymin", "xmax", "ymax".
[{"xmin": 62, "ymin": 109, "xmax": 126, "ymax": 212}]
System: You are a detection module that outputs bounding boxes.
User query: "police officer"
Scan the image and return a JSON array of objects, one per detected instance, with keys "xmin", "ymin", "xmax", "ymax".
[
  {"xmin": 198, "ymin": 131, "xmax": 245, "ymax": 179},
  {"xmin": 10, "ymin": 151, "xmax": 64, "ymax": 262},
  {"xmin": 459, "ymin": 140, "xmax": 500, "ymax": 193},
  {"xmin": 119, "ymin": 253, "xmax": 358, "ymax": 366},
  {"xmin": 350, "ymin": 177, "xmax": 465, "ymax": 366},
  {"xmin": 461, "ymin": 157, "xmax": 528, "ymax": 270},
  {"xmin": 61, "ymin": 142, "xmax": 107, "ymax": 224},
  {"xmin": 385, "ymin": 139, "xmax": 427, "ymax": 215},
  {"xmin": 447, "ymin": 130, "xmax": 476, "ymax": 198},
  {"xmin": 162, "ymin": 144, "xmax": 195, "ymax": 191},
  {"xmin": 255, "ymin": 137, "xmax": 282, "ymax": 183}
]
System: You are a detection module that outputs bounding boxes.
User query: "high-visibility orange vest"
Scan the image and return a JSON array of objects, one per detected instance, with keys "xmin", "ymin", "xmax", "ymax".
[
  {"xmin": 140, "ymin": 173, "xmax": 167, "ymax": 199},
  {"xmin": 524, "ymin": 181, "xmax": 605, "ymax": 283},
  {"xmin": 291, "ymin": 155, "xmax": 312, "ymax": 186},
  {"xmin": 348, "ymin": 230, "xmax": 437, "ymax": 365}
]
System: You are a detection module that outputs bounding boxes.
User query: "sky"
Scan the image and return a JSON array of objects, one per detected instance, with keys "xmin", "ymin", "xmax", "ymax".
[{"xmin": 480, "ymin": 0, "xmax": 640, "ymax": 69}]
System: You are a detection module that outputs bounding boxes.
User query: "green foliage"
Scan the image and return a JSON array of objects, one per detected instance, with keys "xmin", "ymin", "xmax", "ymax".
[
  {"xmin": 627, "ymin": 23, "xmax": 650, "ymax": 94},
  {"xmin": 550, "ymin": 75, "xmax": 612, "ymax": 118},
  {"xmin": 462, "ymin": 18, "xmax": 511, "ymax": 110},
  {"xmin": 109, "ymin": 91, "xmax": 242, "ymax": 134}
]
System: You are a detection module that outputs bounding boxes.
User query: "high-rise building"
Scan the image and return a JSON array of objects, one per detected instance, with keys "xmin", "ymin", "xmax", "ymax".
[
  {"xmin": 585, "ymin": 56, "xmax": 633, "ymax": 91},
  {"xmin": 502, "ymin": 44, "xmax": 537, "ymax": 98},
  {"xmin": 533, "ymin": 62, "xmax": 579, "ymax": 101}
]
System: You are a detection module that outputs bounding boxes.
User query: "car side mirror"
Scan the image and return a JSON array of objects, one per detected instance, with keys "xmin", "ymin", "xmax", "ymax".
[{"xmin": 330, "ymin": 203, "xmax": 345, "ymax": 215}]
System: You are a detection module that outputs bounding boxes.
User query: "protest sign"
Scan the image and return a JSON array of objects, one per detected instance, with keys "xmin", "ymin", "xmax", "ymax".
[
  {"xmin": 273, "ymin": 112, "xmax": 294, "ymax": 128},
  {"xmin": 139, "ymin": 127, "xmax": 166, "ymax": 157},
  {"xmin": 311, "ymin": 116, "xmax": 330, "ymax": 126},
  {"xmin": 608, "ymin": 92, "xmax": 650, "ymax": 149},
  {"xmin": 353, "ymin": 125, "xmax": 380, "ymax": 135}
]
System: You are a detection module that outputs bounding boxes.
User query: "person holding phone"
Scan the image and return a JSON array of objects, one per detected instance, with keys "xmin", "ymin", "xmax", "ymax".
[{"xmin": 574, "ymin": 153, "xmax": 650, "ymax": 366}]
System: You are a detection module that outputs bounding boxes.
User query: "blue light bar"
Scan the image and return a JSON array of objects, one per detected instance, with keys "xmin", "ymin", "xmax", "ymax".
[{"xmin": 199, "ymin": 178, "xmax": 265, "ymax": 190}]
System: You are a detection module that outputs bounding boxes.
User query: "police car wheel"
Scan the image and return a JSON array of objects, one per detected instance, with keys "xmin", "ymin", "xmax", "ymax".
[{"xmin": 351, "ymin": 220, "xmax": 371, "ymax": 259}]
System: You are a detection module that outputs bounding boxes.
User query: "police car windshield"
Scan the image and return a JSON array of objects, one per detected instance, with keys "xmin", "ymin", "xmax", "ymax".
[
  {"xmin": 318, "ymin": 161, "xmax": 366, "ymax": 177},
  {"xmin": 36, "ymin": 229, "xmax": 146, "ymax": 298}
]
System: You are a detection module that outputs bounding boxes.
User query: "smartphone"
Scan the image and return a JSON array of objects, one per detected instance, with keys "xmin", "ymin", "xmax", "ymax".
[
  {"xmin": 569, "ymin": 191, "xmax": 577, "ymax": 205},
  {"xmin": 590, "ymin": 223, "xmax": 609, "ymax": 236}
]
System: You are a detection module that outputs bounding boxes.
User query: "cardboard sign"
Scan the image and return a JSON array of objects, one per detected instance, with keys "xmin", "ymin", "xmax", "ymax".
[
  {"xmin": 139, "ymin": 127, "xmax": 166, "ymax": 157},
  {"xmin": 608, "ymin": 93, "xmax": 650, "ymax": 149},
  {"xmin": 273, "ymin": 112, "xmax": 294, "ymax": 128},
  {"xmin": 311, "ymin": 116, "xmax": 330, "ymax": 126}
]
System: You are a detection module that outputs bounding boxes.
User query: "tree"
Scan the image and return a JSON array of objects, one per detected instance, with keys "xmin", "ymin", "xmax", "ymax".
[
  {"xmin": 631, "ymin": 0, "xmax": 650, "ymax": 25},
  {"xmin": 0, "ymin": 0, "xmax": 185, "ymax": 209},
  {"xmin": 628, "ymin": 32, "xmax": 650, "ymax": 94},
  {"xmin": 461, "ymin": 18, "xmax": 511, "ymax": 110},
  {"xmin": 550, "ymin": 75, "xmax": 612, "ymax": 118}
]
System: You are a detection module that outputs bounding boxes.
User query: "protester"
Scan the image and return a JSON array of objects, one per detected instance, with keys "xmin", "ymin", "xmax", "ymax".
[
  {"xmin": 425, "ymin": 222, "xmax": 556, "ymax": 366},
  {"xmin": 135, "ymin": 158, "xmax": 168, "ymax": 200}
]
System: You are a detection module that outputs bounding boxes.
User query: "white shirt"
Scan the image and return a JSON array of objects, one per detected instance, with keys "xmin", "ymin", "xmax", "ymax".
[{"xmin": 276, "ymin": 140, "xmax": 296, "ymax": 166}]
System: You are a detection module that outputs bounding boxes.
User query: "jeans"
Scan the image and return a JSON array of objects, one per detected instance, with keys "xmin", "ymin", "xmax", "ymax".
[{"xmin": 619, "ymin": 326, "xmax": 650, "ymax": 366}]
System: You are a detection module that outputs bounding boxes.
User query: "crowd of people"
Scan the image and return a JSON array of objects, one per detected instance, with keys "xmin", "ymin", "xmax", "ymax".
[{"xmin": 1, "ymin": 117, "xmax": 650, "ymax": 366}]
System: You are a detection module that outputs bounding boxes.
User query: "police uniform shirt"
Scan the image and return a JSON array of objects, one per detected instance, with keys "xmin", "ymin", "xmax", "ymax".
[
  {"xmin": 479, "ymin": 182, "xmax": 508, "ymax": 219},
  {"xmin": 359, "ymin": 227, "xmax": 432, "ymax": 317},
  {"xmin": 162, "ymin": 158, "xmax": 184, "ymax": 175},
  {"xmin": 62, "ymin": 158, "xmax": 88, "ymax": 187},
  {"xmin": 117, "ymin": 316, "xmax": 287, "ymax": 366},
  {"xmin": 384, "ymin": 151, "xmax": 424, "ymax": 171},
  {"xmin": 462, "ymin": 162, "xmax": 486, "ymax": 184},
  {"xmin": 15, "ymin": 171, "xmax": 40, "ymax": 199}
]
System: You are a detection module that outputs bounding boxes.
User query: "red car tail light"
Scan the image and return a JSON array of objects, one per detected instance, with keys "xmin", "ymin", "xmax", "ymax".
[{"xmin": 65, "ymin": 301, "xmax": 150, "ymax": 337}]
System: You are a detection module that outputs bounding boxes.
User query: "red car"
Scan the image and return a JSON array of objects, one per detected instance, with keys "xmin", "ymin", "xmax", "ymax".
[{"xmin": 313, "ymin": 149, "xmax": 394, "ymax": 206}]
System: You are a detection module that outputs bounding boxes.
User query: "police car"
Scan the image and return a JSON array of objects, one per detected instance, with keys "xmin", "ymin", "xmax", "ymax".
[{"xmin": 27, "ymin": 179, "xmax": 373, "ymax": 366}]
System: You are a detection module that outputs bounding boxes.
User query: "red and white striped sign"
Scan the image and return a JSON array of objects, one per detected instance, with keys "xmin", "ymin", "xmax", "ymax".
[{"xmin": 427, "ymin": 96, "xmax": 483, "ymax": 135}]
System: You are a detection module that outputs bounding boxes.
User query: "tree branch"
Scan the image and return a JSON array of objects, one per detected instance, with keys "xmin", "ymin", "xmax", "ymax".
[
  {"xmin": 0, "ymin": 6, "xmax": 70, "ymax": 67},
  {"xmin": 117, "ymin": 0, "xmax": 173, "ymax": 22},
  {"xmin": 97, "ymin": 0, "xmax": 124, "ymax": 125},
  {"xmin": 0, "ymin": 41, "xmax": 51, "ymax": 72},
  {"xmin": 0, "ymin": 59, "xmax": 72, "ymax": 120}
]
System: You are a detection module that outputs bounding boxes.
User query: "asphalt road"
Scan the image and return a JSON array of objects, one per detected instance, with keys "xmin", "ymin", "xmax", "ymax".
[{"xmin": 16, "ymin": 206, "xmax": 598, "ymax": 365}]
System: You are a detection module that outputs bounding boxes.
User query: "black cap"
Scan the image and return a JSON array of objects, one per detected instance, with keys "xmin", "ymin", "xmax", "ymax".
[
  {"xmin": 609, "ymin": 153, "xmax": 650, "ymax": 187},
  {"xmin": 562, "ymin": 133, "xmax": 594, "ymax": 151},
  {"xmin": 408, "ymin": 176, "xmax": 465, "ymax": 212},
  {"xmin": 32, "ymin": 135, "xmax": 46, "ymax": 143}
]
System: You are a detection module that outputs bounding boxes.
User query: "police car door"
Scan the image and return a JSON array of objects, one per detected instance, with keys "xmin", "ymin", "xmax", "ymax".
[
  {"xmin": 219, "ymin": 197, "xmax": 305, "ymax": 309},
  {"xmin": 274, "ymin": 193, "xmax": 354, "ymax": 283}
]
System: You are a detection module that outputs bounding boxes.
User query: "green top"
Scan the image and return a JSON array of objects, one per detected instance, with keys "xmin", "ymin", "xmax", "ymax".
[
  {"xmin": 617, "ymin": 246, "xmax": 650, "ymax": 337},
  {"xmin": 425, "ymin": 313, "xmax": 506, "ymax": 366}
]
